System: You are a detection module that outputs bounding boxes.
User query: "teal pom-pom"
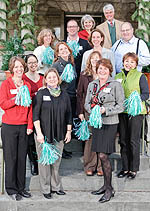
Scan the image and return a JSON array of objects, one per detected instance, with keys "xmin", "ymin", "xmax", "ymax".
[
  {"xmin": 38, "ymin": 142, "xmax": 61, "ymax": 165},
  {"xmin": 74, "ymin": 119, "xmax": 90, "ymax": 141},
  {"xmin": 42, "ymin": 46, "xmax": 54, "ymax": 65},
  {"xmin": 89, "ymin": 105, "xmax": 102, "ymax": 128},
  {"xmin": 15, "ymin": 85, "xmax": 32, "ymax": 107},
  {"xmin": 61, "ymin": 64, "xmax": 76, "ymax": 83},
  {"xmin": 67, "ymin": 41, "xmax": 80, "ymax": 58},
  {"xmin": 124, "ymin": 91, "xmax": 143, "ymax": 116}
]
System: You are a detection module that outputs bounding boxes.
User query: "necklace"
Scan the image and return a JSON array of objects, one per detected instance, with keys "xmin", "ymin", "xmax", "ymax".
[{"xmin": 12, "ymin": 77, "xmax": 23, "ymax": 88}]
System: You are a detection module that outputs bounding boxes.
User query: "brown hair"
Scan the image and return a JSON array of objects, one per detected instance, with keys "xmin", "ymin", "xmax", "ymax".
[
  {"xmin": 43, "ymin": 68, "xmax": 62, "ymax": 87},
  {"xmin": 83, "ymin": 51, "xmax": 102, "ymax": 76},
  {"xmin": 9, "ymin": 56, "xmax": 26, "ymax": 74},
  {"xmin": 123, "ymin": 52, "xmax": 138, "ymax": 66},
  {"xmin": 88, "ymin": 29, "xmax": 105, "ymax": 47},
  {"xmin": 54, "ymin": 42, "xmax": 74, "ymax": 65},
  {"xmin": 37, "ymin": 28, "xmax": 55, "ymax": 47},
  {"xmin": 96, "ymin": 58, "xmax": 113, "ymax": 76}
]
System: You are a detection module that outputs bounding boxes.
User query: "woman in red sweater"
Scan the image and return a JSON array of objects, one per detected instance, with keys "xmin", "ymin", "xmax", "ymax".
[
  {"xmin": 0, "ymin": 56, "xmax": 33, "ymax": 201},
  {"xmin": 23, "ymin": 54, "xmax": 43, "ymax": 176}
]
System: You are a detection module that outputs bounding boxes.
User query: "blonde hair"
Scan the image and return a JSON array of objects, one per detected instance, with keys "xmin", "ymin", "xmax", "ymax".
[
  {"xmin": 37, "ymin": 29, "xmax": 55, "ymax": 46},
  {"xmin": 54, "ymin": 42, "xmax": 74, "ymax": 65},
  {"xmin": 43, "ymin": 68, "xmax": 62, "ymax": 87},
  {"xmin": 83, "ymin": 51, "xmax": 102, "ymax": 76}
]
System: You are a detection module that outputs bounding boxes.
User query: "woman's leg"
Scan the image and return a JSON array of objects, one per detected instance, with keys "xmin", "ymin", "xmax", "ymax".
[{"xmin": 51, "ymin": 140, "xmax": 64, "ymax": 192}]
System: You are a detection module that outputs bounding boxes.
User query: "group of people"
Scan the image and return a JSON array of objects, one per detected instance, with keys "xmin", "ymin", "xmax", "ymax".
[{"xmin": 0, "ymin": 3, "xmax": 150, "ymax": 204}]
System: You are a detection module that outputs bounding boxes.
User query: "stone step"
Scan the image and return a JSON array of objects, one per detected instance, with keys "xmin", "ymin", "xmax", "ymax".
[{"xmin": 0, "ymin": 191, "xmax": 150, "ymax": 211}]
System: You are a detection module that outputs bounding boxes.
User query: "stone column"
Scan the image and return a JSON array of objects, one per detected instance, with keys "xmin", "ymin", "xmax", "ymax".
[
  {"xmin": 0, "ymin": 1, "xmax": 6, "ymax": 41},
  {"xmin": 21, "ymin": 0, "xmax": 32, "ymax": 45}
]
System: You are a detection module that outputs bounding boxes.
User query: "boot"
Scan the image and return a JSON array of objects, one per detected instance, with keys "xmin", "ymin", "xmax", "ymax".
[{"xmin": 28, "ymin": 144, "xmax": 39, "ymax": 176}]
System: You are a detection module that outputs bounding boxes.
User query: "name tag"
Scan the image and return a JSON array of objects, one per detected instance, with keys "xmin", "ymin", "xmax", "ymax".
[
  {"xmin": 79, "ymin": 46, "xmax": 83, "ymax": 50},
  {"xmin": 43, "ymin": 96, "xmax": 51, "ymax": 101},
  {"xmin": 116, "ymin": 79, "xmax": 123, "ymax": 83},
  {"xmin": 103, "ymin": 88, "xmax": 111, "ymax": 93},
  {"xmin": 10, "ymin": 89, "xmax": 17, "ymax": 94}
]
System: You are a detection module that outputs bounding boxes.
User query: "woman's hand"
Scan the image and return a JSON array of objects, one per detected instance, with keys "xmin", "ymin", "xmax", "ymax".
[
  {"xmin": 27, "ymin": 129, "xmax": 33, "ymax": 135},
  {"xmin": 37, "ymin": 133, "xmax": 45, "ymax": 144},
  {"xmin": 100, "ymin": 106, "xmax": 106, "ymax": 114},
  {"xmin": 64, "ymin": 131, "xmax": 71, "ymax": 144},
  {"xmin": 79, "ymin": 114, "xmax": 85, "ymax": 121}
]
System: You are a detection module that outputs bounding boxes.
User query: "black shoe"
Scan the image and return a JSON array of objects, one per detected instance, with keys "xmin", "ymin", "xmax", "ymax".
[
  {"xmin": 117, "ymin": 170, "xmax": 129, "ymax": 178},
  {"xmin": 99, "ymin": 189, "xmax": 115, "ymax": 203},
  {"xmin": 127, "ymin": 172, "xmax": 137, "ymax": 179},
  {"xmin": 9, "ymin": 194, "xmax": 22, "ymax": 201},
  {"xmin": 31, "ymin": 162, "xmax": 38, "ymax": 176},
  {"xmin": 62, "ymin": 152, "xmax": 72, "ymax": 159},
  {"xmin": 51, "ymin": 190, "xmax": 66, "ymax": 195},
  {"xmin": 19, "ymin": 190, "xmax": 32, "ymax": 198},
  {"xmin": 91, "ymin": 187, "xmax": 106, "ymax": 195},
  {"xmin": 43, "ymin": 193, "xmax": 52, "ymax": 199}
]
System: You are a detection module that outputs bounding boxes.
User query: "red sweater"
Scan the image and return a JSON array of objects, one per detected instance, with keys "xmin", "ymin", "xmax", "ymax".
[
  {"xmin": 78, "ymin": 30, "xmax": 89, "ymax": 40},
  {"xmin": 0, "ymin": 77, "xmax": 33, "ymax": 129},
  {"xmin": 22, "ymin": 74, "xmax": 43, "ymax": 97}
]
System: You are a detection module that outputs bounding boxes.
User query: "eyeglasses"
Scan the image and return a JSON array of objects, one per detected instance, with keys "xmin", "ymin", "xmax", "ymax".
[
  {"xmin": 67, "ymin": 26, "xmax": 78, "ymax": 29},
  {"xmin": 27, "ymin": 61, "xmax": 38, "ymax": 65},
  {"xmin": 121, "ymin": 29, "xmax": 131, "ymax": 33}
]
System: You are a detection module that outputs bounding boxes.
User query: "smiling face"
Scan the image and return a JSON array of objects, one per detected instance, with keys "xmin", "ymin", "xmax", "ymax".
[
  {"xmin": 97, "ymin": 64, "xmax": 110, "ymax": 81},
  {"xmin": 121, "ymin": 23, "xmax": 134, "ymax": 42},
  {"xmin": 84, "ymin": 20, "xmax": 93, "ymax": 31},
  {"xmin": 58, "ymin": 44, "xmax": 70, "ymax": 60},
  {"xmin": 123, "ymin": 57, "xmax": 137, "ymax": 71},
  {"xmin": 43, "ymin": 32, "xmax": 52, "ymax": 46},
  {"xmin": 91, "ymin": 31, "xmax": 103, "ymax": 47},
  {"xmin": 45, "ymin": 71, "xmax": 59, "ymax": 88},
  {"xmin": 104, "ymin": 9, "xmax": 114, "ymax": 22},
  {"xmin": 90, "ymin": 53, "xmax": 101, "ymax": 68},
  {"xmin": 12, "ymin": 60, "xmax": 24, "ymax": 78},
  {"xmin": 27, "ymin": 56, "xmax": 38, "ymax": 73},
  {"xmin": 67, "ymin": 20, "xmax": 79, "ymax": 37}
]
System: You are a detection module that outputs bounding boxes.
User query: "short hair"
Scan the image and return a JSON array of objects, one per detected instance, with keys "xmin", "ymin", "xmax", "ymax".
[
  {"xmin": 121, "ymin": 22, "xmax": 133, "ymax": 30},
  {"xmin": 81, "ymin": 14, "xmax": 95, "ymax": 30},
  {"xmin": 43, "ymin": 68, "xmax": 62, "ymax": 87},
  {"xmin": 54, "ymin": 41, "xmax": 74, "ymax": 65},
  {"xmin": 89, "ymin": 29, "xmax": 105, "ymax": 47},
  {"xmin": 123, "ymin": 52, "xmax": 138, "ymax": 66},
  {"xmin": 83, "ymin": 51, "xmax": 102, "ymax": 76},
  {"xmin": 96, "ymin": 58, "xmax": 113, "ymax": 76},
  {"xmin": 25, "ymin": 54, "xmax": 38, "ymax": 63},
  {"xmin": 9, "ymin": 56, "xmax": 26, "ymax": 74},
  {"xmin": 67, "ymin": 19, "xmax": 79, "ymax": 27},
  {"xmin": 37, "ymin": 28, "xmax": 55, "ymax": 46},
  {"xmin": 103, "ymin": 4, "xmax": 114, "ymax": 13}
]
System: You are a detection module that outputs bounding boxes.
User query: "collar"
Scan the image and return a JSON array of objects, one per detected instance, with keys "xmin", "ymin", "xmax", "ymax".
[
  {"xmin": 107, "ymin": 20, "xmax": 115, "ymax": 25},
  {"xmin": 67, "ymin": 36, "xmax": 79, "ymax": 43},
  {"xmin": 121, "ymin": 35, "xmax": 135, "ymax": 44},
  {"xmin": 58, "ymin": 56, "xmax": 71, "ymax": 67}
]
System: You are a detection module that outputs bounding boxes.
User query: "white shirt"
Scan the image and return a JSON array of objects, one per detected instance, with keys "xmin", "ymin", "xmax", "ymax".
[{"xmin": 111, "ymin": 36, "xmax": 150, "ymax": 73}]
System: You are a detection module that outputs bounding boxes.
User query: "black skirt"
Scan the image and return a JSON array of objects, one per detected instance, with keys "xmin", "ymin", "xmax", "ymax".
[{"xmin": 91, "ymin": 124, "xmax": 118, "ymax": 154}]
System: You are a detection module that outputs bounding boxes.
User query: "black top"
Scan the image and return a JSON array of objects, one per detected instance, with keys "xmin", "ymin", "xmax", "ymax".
[
  {"xmin": 63, "ymin": 38, "xmax": 92, "ymax": 84},
  {"xmin": 124, "ymin": 70, "xmax": 149, "ymax": 101},
  {"xmin": 33, "ymin": 88, "xmax": 72, "ymax": 143},
  {"xmin": 52, "ymin": 57, "xmax": 76, "ymax": 97}
]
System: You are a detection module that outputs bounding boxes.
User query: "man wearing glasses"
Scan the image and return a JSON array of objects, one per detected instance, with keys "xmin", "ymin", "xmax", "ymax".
[
  {"xmin": 65, "ymin": 19, "xmax": 91, "ymax": 84},
  {"xmin": 112, "ymin": 22, "xmax": 150, "ymax": 74}
]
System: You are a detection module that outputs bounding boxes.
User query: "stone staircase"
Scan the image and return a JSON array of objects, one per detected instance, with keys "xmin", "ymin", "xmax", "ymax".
[{"xmin": 1, "ymin": 138, "xmax": 150, "ymax": 211}]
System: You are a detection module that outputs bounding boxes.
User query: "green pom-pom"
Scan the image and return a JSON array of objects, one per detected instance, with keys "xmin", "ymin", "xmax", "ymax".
[
  {"xmin": 74, "ymin": 119, "xmax": 90, "ymax": 141},
  {"xmin": 124, "ymin": 91, "xmax": 143, "ymax": 116},
  {"xmin": 38, "ymin": 142, "xmax": 61, "ymax": 165},
  {"xmin": 61, "ymin": 64, "xmax": 75, "ymax": 83},
  {"xmin": 89, "ymin": 105, "xmax": 102, "ymax": 128},
  {"xmin": 15, "ymin": 85, "xmax": 32, "ymax": 107},
  {"xmin": 67, "ymin": 41, "xmax": 80, "ymax": 58},
  {"xmin": 42, "ymin": 46, "xmax": 54, "ymax": 65}
]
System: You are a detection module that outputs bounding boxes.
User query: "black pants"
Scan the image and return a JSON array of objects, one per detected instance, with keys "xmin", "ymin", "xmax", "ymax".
[
  {"xmin": 118, "ymin": 113, "xmax": 143, "ymax": 172},
  {"xmin": 1, "ymin": 123, "xmax": 28, "ymax": 195}
]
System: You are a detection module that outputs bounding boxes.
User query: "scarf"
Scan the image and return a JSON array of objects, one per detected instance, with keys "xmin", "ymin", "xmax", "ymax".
[{"xmin": 47, "ymin": 85, "xmax": 61, "ymax": 97}]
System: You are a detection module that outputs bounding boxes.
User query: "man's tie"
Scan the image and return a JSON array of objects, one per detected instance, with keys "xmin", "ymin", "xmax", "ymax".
[{"xmin": 110, "ymin": 21, "xmax": 113, "ymax": 27}]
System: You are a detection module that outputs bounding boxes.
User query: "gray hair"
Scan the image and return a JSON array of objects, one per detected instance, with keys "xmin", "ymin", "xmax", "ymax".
[
  {"xmin": 103, "ymin": 4, "xmax": 114, "ymax": 13},
  {"xmin": 121, "ymin": 22, "xmax": 133, "ymax": 30},
  {"xmin": 81, "ymin": 14, "xmax": 95, "ymax": 29}
]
